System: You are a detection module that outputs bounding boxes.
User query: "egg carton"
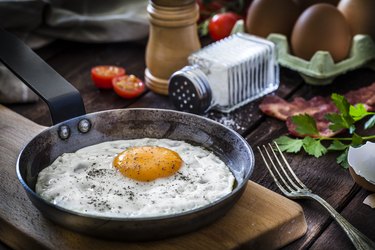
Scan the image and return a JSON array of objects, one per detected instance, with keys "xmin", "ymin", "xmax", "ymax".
[
  {"xmin": 268, "ymin": 34, "xmax": 375, "ymax": 85},
  {"xmin": 231, "ymin": 20, "xmax": 375, "ymax": 85}
]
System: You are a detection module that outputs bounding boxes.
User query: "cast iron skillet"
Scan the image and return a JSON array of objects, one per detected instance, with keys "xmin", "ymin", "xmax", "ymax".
[{"xmin": 0, "ymin": 29, "xmax": 254, "ymax": 241}]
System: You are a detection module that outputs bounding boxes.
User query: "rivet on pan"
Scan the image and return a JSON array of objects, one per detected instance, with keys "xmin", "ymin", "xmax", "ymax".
[
  {"xmin": 78, "ymin": 119, "xmax": 91, "ymax": 133},
  {"xmin": 58, "ymin": 125, "xmax": 70, "ymax": 140}
]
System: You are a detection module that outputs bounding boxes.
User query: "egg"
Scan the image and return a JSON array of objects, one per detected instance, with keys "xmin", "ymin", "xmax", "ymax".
[
  {"xmin": 293, "ymin": 0, "xmax": 339, "ymax": 10},
  {"xmin": 245, "ymin": 0, "xmax": 301, "ymax": 39},
  {"xmin": 291, "ymin": 4, "xmax": 352, "ymax": 62},
  {"xmin": 348, "ymin": 142, "xmax": 375, "ymax": 192},
  {"xmin": 338, "ymin": 0, "xmax": 375, "ymax": 42},
  {"xmin": 35, "ymin": 138, "xmax": 235, "ymax": 218}
]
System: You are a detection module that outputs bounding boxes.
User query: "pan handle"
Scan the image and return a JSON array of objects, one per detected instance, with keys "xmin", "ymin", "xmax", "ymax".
[{"xmin": 0, "ymin": 28, "xmax": 86, "ymax": 125}]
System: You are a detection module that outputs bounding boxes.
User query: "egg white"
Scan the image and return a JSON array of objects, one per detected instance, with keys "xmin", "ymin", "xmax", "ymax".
[{"xmin": 35, "ymin": 138, "xmax": 235, "ymax": 218}]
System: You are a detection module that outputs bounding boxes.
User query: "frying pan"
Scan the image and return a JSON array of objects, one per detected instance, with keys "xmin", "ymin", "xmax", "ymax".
[{"xmin": 0, "ymin": 29, "xmax": 254, "ymax": 241}]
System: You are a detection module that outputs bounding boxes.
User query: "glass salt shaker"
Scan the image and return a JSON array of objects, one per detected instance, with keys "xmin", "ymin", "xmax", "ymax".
[{"xmin": 169, "ymin": 32, "xmax": 280, "ymax": 114}]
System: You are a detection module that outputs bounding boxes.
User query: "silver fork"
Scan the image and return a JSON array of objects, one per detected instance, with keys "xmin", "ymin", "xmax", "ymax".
[{"xmin": 257, "ymin": 142, "xmax": 375, "ymax": 250}]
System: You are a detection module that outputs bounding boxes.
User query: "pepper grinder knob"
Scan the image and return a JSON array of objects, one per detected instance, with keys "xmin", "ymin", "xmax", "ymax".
[{"xmin": 145, "ymin": 0, "xmax": 201, "ymax": 95}]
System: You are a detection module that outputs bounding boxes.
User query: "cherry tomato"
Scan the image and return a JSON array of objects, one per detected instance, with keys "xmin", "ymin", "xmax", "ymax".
[
  {"xmin": 91, "ymin": 65, "xmax": 125, "ymax": 89},
  {"xmin": 208, "ymin": 12, "xmax": 242, "ymax": 41},
  {"xmin": 112, "ymin": 75, "xmax": 145, "ymax": 99}
]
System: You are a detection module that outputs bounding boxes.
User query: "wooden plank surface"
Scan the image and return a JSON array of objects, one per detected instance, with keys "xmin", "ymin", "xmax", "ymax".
[
  {"xmin": 0, "ymin": 105, "xmax": 307, "ymax": 249},
  {"xmin": 310, "ymin": 189, "xmax": 375, "ymax": 250}
]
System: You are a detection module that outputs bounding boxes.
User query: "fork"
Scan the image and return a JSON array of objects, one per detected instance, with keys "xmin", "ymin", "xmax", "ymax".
[{"xmin": 257, "ymin": 142, "xmax": 375, "ymax": 250}]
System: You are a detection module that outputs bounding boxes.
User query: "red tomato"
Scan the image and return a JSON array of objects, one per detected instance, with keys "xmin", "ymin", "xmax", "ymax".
[
  {"xmin": 91, "ymin": 65, "xmax": 125, "ymax": 89},
  {"xmin": 112, "ymin": 75, "xmax": 145, "ymax": 99},
  {"xmin": 208, "ymin": 12, "xmax": 242, "ymax": 41}
]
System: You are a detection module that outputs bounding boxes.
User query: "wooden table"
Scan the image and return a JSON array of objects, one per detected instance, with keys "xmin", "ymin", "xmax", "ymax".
[{"xmin": 3, "ymin": 38, "xmax": 375, "ymax": 250}]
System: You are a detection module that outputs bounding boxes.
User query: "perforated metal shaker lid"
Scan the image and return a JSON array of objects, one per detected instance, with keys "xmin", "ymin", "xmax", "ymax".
[{"xmin": 169, "ymin": 65, "xmax": 212, "ymax": 114}]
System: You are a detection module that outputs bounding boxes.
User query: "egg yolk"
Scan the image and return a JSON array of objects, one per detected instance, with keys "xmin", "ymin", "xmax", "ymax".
[{"xmin": 113, "ymin": 146, "xmax": 183, "ymax": 182}]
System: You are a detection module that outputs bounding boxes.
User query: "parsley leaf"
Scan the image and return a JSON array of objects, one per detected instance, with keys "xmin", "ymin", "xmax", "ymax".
[
  {"xmin": 326, "ymin": 93, "xmax": 355, "ymax": 133},
  {"xmin": 291, "ymin": 114, "xmax": 319, "ymax": 136},
  {"xmin": 352, "ymin": 133, "xmax": 363, "ymax": 147},
  {"xmin": 325, "ymin": 113, "xmax": 349, "ymax": 132},
  {"xmin": 274, "ymin": 136, "xmax": 303, "ymax": 153},
  {"xmin": 198, "ymin": 19, "xmax": 210, "ymax": 36},
  {"xmin": 331, "ymin": 93, "xmax": 350, "ymax": 115},
  {"xmin": 349, "ymin": 104, "xmax": 370, "ymax": 121},
  {"xmin": 328, "ymin": 140, "xmax": 349, "ymax": 151},
  {"xmin": 365, "ymin": 115, "xmax": 375, "ymax": 129},
  {"xmin": 336, "ymin": 149, "xmax": 349, "ymax": 169},
  {"xmin": 280, "ymin": 93, "xmax": 375, "ymax": 169},
  {"xmin": 302, "ymin": 137, "xmax": 327, "ymax": 158},
  {"xmin": 349, "ymin": 125, "xmax": 356, "ymax": 134}
]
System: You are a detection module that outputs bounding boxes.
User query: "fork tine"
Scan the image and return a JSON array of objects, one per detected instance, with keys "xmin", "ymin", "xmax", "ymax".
[
  {"xmin": 257, "ymin": 145, "xmax": 290, "ymax": 195},
  {"xmin": 263, "ymin": 144, "xmax": 296, "ymax": 193},
  {"xmin": 267, "ymin": 143, "xmax": 303, "ymax": 191},
  {"xmin": 273, "ymin": 141, "xmax": 309, "ymax": 190}
]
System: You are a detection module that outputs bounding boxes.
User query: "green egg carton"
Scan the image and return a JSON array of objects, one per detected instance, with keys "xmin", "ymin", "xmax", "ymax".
[
  {"xmin": 231, "ymin": 20, "xmax": 375, "ymax": 85},
  {"xmin": 267, "ymin": 33, "xmax": 375, "ymax": 85}
]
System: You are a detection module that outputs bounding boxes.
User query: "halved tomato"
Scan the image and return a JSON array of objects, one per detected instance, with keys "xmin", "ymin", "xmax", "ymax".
[
  {"xmin": 112, "ymin": 75, "xmax": 145, "ymax": 99},
  {"xmin": 91, "ymin": 65, "xmax": 125, "ymax": 89}
]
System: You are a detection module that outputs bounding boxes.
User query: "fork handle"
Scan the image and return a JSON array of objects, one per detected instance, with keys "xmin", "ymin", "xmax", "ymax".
[{"xmin": 311, "ymin": 194, "xmax": 375, "ymax": 250}]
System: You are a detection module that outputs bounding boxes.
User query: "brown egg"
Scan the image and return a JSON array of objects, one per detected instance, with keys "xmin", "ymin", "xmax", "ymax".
[
  {"xmin": 291, "ymin": 4, "xmax": 352, "ymax": 62},
  {"xmin": 245, "ymin": 0, "xmax": 301, "ymax": 39},
  {"xmin": 338, "ymin": 0, "xmax": 375, "ymax": 42},
  {"xmin": 293, "ymin": 0, "xmax": 339, "ymax": 10},
  {"xmin": 349, "ymin": 167, "xmax": 375, "ymax": 192}
]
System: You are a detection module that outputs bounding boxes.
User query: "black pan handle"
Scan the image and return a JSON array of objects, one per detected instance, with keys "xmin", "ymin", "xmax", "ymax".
[{"xmin": 0, "ymin": 28, "xmax": 86, "ymax": 125}]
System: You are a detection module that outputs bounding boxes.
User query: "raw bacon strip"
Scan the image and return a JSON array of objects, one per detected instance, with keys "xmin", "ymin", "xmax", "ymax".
[
  {"xmin": 259, "ymin": 95, "xmax": 336, "ymax": 121},
  {"xmin": 259, "ymin": 95, "xmax": 293, "ymax": 120},
  {"xmin": 259, "ymin": 82, "xmax": 375, "ymax": 137},
  {"xmin": 345, "ymin": 82, "xmax": 375, "ymax": 111}
]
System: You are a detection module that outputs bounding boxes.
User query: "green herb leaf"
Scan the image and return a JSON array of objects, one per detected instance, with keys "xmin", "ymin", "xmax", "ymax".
[
  {"xmin": 326, "ymin": 94, "xmax": 356, "ymax": 133},
  {"xmin": 365, "ymin": 115, "xmax": 375, "ymax": 129},
  {"xmin": 274, "ymin": 136, "xmax": 303, "ymax": 153},
  {"xmin": 349, "ymin": 125, "xmax": 356, "ymax": 134},
  {"xmin": 325, "ymin": 113, "xmax": 349, "ymax": 131},
  {"xmin": 351, "ymin": 133, "xmax": 363, "ymax": 147},
  {"xmin": 291, "ymin": 114, "xmax": 319, "ymax": 136},
  {"xmin": 302, "ymin": 137, "xmax": 327, "ymax": 158},
  {"xmin": 349, "ymin": 104, "xmax": 370, "ymax": 121},
  {"xmin": 336, "ymin": 148, "xmax": 349, "ymax": 169},
  {"xmin": 198, "ymin": 19, "xmax": 210, "ymax": 36},
  {"xmin": 325, "ymin": 112, "xmax": 354, "ymax": 132},
  {"xmin": 331, "ymin": 93, "xmax": 350, "ymax": 115},
  {"xmin": 278, "ymin": 93, "xmax": 373, "ymax": 169},
  {"xmin": 328, "ymin": 140, "xmax": 349, "ymax": 151}
]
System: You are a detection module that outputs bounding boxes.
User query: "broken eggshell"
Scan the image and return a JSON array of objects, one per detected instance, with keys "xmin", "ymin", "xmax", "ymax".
[{"xmin": 348, "ymin": 141, "xmax": 375, "ymax": 192}]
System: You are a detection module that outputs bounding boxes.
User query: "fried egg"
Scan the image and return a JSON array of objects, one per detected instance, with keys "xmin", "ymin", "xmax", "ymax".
[{"xmin": 35, "ymin": 138, "xmax": 235, "ymax": 218}]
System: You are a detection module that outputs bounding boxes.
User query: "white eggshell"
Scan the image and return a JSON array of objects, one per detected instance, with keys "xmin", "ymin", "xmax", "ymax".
[{"xmin": 348, "ymin": 141, "xmax": 375, "ymax": 185}]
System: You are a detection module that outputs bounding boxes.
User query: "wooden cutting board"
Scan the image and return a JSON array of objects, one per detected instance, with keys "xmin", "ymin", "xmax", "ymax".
[{"xmin": 0, "ymin": 105, "xmax": 307, "ymax": 250}]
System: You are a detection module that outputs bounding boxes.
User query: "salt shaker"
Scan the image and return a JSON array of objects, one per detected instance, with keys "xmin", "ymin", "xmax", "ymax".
[{"xmin": 169, "ymin": 33, "xmax": 280, "ymax": 114}]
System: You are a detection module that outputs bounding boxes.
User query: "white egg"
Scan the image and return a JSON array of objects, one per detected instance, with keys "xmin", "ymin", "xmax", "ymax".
[{"xmin": 35, "ymin": 138, "xmax": 235, "ymax": 218}]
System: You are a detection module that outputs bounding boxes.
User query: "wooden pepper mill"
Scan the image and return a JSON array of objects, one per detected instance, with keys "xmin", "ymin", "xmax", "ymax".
[{"xmin": 145, "ymin": 0, "xmax": 201, "ymax": 95}]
